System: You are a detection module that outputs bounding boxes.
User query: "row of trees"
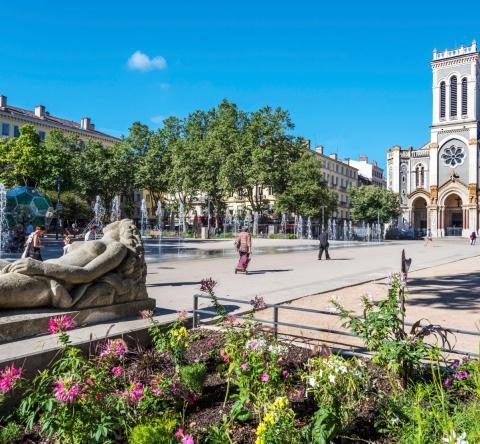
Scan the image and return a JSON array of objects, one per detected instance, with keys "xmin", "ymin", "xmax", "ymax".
[{"xmin": 0, "ymin": 100, "xmax": 340, "ymax": 222}]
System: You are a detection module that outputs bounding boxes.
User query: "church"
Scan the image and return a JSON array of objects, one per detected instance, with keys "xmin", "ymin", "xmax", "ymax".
[{"xmin": 387, "ymin": 40, "xmax": 480, "ymax": 237}]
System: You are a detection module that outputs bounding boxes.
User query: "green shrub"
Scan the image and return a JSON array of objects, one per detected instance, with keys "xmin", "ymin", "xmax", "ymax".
[
  {"xmin": 129, "ymin": 415, "xmax": 178, "ymax": 444},
  {"xmin": 0, "ymin": 422, "xmax": 21, "ymax": 444},
  {"xmin": 180, "ymin": 363, "xmax": 208, "ymax": 394}
]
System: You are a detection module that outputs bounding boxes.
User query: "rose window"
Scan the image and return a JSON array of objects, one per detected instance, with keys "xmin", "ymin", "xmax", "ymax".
[{"xmin": 441, "ymin": 146, "xmax": 465, "ymax": 168}]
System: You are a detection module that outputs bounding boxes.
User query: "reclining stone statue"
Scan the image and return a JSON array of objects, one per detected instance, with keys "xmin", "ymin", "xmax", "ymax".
[{"xmin": 0, "ymin": 219, "xmax": 148, "ymax": 309}]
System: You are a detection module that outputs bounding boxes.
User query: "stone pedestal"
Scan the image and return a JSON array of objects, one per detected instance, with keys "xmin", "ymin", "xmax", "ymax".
[{"xmin": 0, "ymin": 298, "xmax": 156, "ymax": 343}]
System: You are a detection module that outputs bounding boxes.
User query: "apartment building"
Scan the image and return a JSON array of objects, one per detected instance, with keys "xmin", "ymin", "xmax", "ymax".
[
  {"xmin": 345, "ymin": 155, "xmax": 386, "ymax": 187},
  {"xmin": 0, "ymin": 95, "xmax": 120, "ymax": 146}
]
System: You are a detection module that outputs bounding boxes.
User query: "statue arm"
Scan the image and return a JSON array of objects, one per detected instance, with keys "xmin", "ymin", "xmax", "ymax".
[{"xmin": 5, "ymin": 243, "xmax": 128, "ymax": 284}]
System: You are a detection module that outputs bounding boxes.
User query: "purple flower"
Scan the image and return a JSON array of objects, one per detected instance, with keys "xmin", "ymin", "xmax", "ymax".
[
  {"xmin": 241, "ymin": 363, "xmax": 248, "ymax": 372},
  {"xmin": 100, "ymin": 339, "xmax": 127, "ymax": 359},
  {"xmin": 444, "ymin": 378, "xmax": 452, "ymax": 388},
  {"xmin": 0, "ymin": 364, "xmax": 22, "ymax": 394},
  {"xmin": 282, "ymin": 370, "xmax": 289, "ymax": 378},
  {"xmin": 451, "ymin": 359, "xmax": 460, "ymax": 370},
  {"xmin": 200, "ymin": 278, "xmax": 217, "ymax": 294},
  {"xmin": 250, "ymin": 296, "xmax": 267, "ymax": 310},
  {"xmin": 220, "ymin": 350, "xmax": 230, "ymax": 363},
  {"xmin": 455, "ymin": 370, "xmax": 469, "ymax": 380},
  {"xmin": 260, "ymin": 373, "xmax": 270, "ymax": 382},
  {"xmin": 54, "ymin": 378, "xmax": 81, "ymax": 403}
]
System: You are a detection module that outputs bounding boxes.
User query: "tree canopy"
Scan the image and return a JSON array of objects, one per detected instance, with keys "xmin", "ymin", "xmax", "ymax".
[{"xmin": 349, "ymin": 185, "xmax": 400, "ymax": 223}]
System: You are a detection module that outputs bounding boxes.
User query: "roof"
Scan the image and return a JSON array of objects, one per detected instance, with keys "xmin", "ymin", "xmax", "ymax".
[{"xmin": 0, "ymin": 104, "xmax": 120, "ymax": 141}]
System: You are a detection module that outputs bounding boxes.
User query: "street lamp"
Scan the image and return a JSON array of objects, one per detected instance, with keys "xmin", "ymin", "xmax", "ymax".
[{"xmin": 55, "ymin": 177, "xmax": 63, "ymax": 240}]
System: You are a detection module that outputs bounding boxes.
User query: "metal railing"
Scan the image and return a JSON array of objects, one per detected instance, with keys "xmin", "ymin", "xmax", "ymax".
[{"xmin": 193, "ymin": 294, "xmax": 480, "ymax": 358}]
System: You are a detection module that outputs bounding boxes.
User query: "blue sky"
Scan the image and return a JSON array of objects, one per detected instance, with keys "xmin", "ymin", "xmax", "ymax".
[{"xmin": 1, "ymin": 1, "xmax": 480, "ymax": 168}]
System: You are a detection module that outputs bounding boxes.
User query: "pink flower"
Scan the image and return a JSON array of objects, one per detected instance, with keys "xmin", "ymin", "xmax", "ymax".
[
  {"xmin": 48, "ymin": 315, "xmax": 74, "ymax": 334},
  {"xmin": 122, "ymin": 383, "xmax": 143, "ymax": 402},
  {"xmin": 282, "ymin": 370, "xmax": 289, "ymax": 378},
  {"xmin": 53, "ymin": 379, "xmax": 81, "ymax": 403},
  {"xmin": 100, "ymin": 339, "xmax": 127, "ymax": 359},
  {"xmin": 260, "ymin": 373, "xmax": 270, "ymax": 382},
  {"xmin": 200, "ymin": 278, "xmax": 217, "ymax": 294},
  {"xmin": 455, "ymin": 370, "xmax": 469, "ymax": 380},
  {"xmin": 86, "ymin": 378, "xmax": 94, "ymax": 386},
  {"xmin": 241, "ymin": 363, "xmax": 248, "ymax": 372},
  {"xmin": 220, "ymin": 350, "xmax": 230, "ymax": 363},
  {"xmin": 182, "ymin": 435, "xmax": 195, "ymax": 444},
  {"xmin": 250, "ymin": 296, "xmax": 267, "ymax": 310},
  {"xmin": 140, "ymin": 310, "xmax": 154, "ymax": 319},
  {"xmin": 250, "ymin": 340, "xmax": 259, "ymax": 350},
  {"xmin": 175, "ymin": 428, "xmax": 185, "ymax": 439},
  {"xmin": 207, "ymin": 339, "xmax": 214, "ymax": 347},
  {"xmin": 111, "ymin": 367, "xmax": 124, "ymax": 377},
  {"xmin": 0, "ymin": 364, "xmax": 22, "ymax": 394},
  {"xmin": 444, "ymin": 378, "xmax": 452, "ymax": 388},
  {"xmin": 150, "ymin": 375, "xmax": 165, "ymax": 396}
]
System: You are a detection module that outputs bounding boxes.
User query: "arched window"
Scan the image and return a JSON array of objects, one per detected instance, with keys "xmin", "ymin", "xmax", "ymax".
[
  {"xmin": 450, "ymin": 76, "xmax": 457, "ymax": 117},
  {"xmin": 415, "ymin": 164, "xmax": 425, "ymax": 188},
  {"xmin": 440, "ymin": 81, "xmax": 446, "ymax": 118},
  {"xmin": 462, "ymin": 77, "xmax": 468, "ymax": 116}
]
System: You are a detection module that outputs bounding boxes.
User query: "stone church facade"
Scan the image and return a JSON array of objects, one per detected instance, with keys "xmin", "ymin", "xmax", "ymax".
[{"xmin": 387, "ymin": 40, "xmax": 480, "ymax": 237}]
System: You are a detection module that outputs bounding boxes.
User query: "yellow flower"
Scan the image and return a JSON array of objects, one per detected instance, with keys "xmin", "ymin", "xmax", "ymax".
[
  {"xmin": 256, "ymin": 423, "xmax": 267, "ymax": 435},
  {"xmin": 273, "ymin": 396, "xmax": 288, "ymax": 409},
  {"xmin": 263, "ymin": 412, "xmax": 275, "ymax": 425},
  {"xmin": 255, "ymin": 438, "xmax": 266, "ymax": 444}
]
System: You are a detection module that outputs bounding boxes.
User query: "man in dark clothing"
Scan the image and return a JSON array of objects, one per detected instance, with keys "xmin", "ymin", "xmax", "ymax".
[{"xmin": 318, "ymin": 231, "xmax": 330, "ymax": 260}]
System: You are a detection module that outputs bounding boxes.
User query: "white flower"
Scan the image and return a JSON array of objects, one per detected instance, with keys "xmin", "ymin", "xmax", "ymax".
[
  {"xmin": 328, "ymin": 374, "xmax": 336, "ymax": 384},
  {"xmin": 308, "ymin": 377, "xmax": 317, "ymax": 387},
  {"xmin": 442, "ymin": 431, "xmax": 469, "ymax": 444},
  {"xmin": 391, "ymin": 416, "xmax": 399, "ymax": 424},
  {"xmin": 318, "ymin": 369, "xmax": 323, "ymax": 378},
  {"xmin": 338, "ymin": 365, "xmax": 348, "ymax": 374}
]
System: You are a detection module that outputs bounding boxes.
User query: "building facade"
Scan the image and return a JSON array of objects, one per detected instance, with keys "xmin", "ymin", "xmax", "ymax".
[
  {"xmin": 0, "ymin": 95, "xmax": 119, "ymax": 146},
  {"xmin": 345, "ymin": 156, "xmax": 386, "ymax": 187},
  {"xmin": 314, "ymin": 145, "xmax": 358, "ymax": 221},
  {"xmin": 387, "ymin": 41, "xmax": 480, "ymax": 237}
]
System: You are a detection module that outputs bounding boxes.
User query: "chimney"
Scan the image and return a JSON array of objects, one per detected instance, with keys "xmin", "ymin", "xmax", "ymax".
[
  {"xmin": 35, "ymin": 105, "xmax": 46, "ymax": 118},
  {"xmin": 329, "ymin": 153, "xmax": 338, "ymax": 160},
  {"xmin": 80, "ymin": 117, "xmax": 91, "ymax": 130},
  {"xmin": 315, "ymin": 145, "xmax": 324, "ymax": 155},
  {"xmin": 0, "ymin": 95, "xmax": 6, "ymax": 109}
]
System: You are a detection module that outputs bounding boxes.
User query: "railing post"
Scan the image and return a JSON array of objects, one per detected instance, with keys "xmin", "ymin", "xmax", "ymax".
[
  {"xmin": 273, "ymin": 306, "xmax": 278, "ymax": 339},
  {"xmin": 193, "ymin": 295, "xmax": 198, "ymax": 328}
]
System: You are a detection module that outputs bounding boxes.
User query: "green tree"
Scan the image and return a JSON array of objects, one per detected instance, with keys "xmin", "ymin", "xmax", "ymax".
[
  {"xmin": 46, "ymin": 190, "xmax": 91, "ymax": 224},
  {"xmin": 219, "ymin": 103, "xmax": 302, "ymax": 213},
  {"xmin": 349, "ymin": 185, "xmax": 400, "ymax": 223},
  {"xmin": 276, "ymin": 151, "xmax": 337, "ymax": 218}
]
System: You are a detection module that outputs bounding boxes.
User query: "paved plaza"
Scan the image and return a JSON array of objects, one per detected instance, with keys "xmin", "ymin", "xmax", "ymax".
[{"xmin": 2, "ymin": 237, "xmax": 480, "ymax": 364}]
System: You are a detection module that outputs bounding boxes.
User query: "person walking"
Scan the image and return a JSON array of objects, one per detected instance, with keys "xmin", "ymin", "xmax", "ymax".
[
  {"xmin": 318, "ymin": 230, "xmax": 330, "ymax": 260},
  {"xmin": 85, "ymin": 226, "xmax": 97, "ymax": 241},
  {"xmin": 470, "ymin": 231, "xmax": 477, "ymax": 246},
  {"xmin": 424, "ymin": 229, "xmax": 433, "ymax": 246},
  {"xmin": 235, "ymin": 226, "xmax": 252, "ymax": 273},
  {"xmin": 22, "ymin": 225, "xmax": 46, "ymax": 261}
]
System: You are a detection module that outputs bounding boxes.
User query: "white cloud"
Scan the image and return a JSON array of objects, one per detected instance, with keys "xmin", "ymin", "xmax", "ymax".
[
  {"xmin": 128, "ymin": 51, "xmax": 167, "ymax": 72},
  {"xmin": 151, "ymin": 115, "xmax": 165, "ymax": 124}
]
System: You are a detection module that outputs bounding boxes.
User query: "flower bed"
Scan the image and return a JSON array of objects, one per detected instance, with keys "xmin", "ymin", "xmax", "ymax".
[{"xmin": 1, "ymin": 276, "xmax": 480, "ymax": 443}]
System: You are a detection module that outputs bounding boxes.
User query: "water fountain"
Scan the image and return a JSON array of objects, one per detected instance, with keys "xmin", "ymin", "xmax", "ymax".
[
  {"xmin": 140, "ymin": 199, "xmax": 148, "ymax": 237},
  {"xmin": 348, "ymin": 220, "xmax": 353, "ymax": 241},
  {"xmin": 245, "ymin": 211, "xmax": 252, "ymax": 233},
  {"xmin": 253, "ymin": 211, "xmax": 259, "ymax": 236},
  {"xmin": 297, "ymin": 215, "xmax": 304, "ymax": 239},
  {"xmin": 155, "ymin": 201, "xmax": 163, "ymax": 231},
  {"xmin": 307, "ymin": 216, "xmax": 313, "ymax": 240},
  {"xmin": 225, "ymin": 209, "xmax": 232, "ymax": 235},
  {"xmin": 85, "ymin": 195, "xmax": 105, "ymax": 234},
  {"xmin": 343, "ymin": 220, "xmax": 348, "ymax": 241},
  {"xmin": 280, "ymin": 213, "xmax": 287, "ymax": 235},
  {"xmin": 332, "ymin": 219, "xmax": 337, "ymax": 241},
  {"xmin": 233, "ymin": 213, "xmax": 239, "ymax": 234},
  {"xmin": 327, "ymin": 218, "xmax": 332, "ymax": 238},
  {"xmin": 110, "ymin": 196, "xmax": 121, "ymax": 222},
  {"xmin": 0, "ymin": 184, "xmax": 8, "ymax": 256},
  {"xmin": 366, "ymin": 222, "xmax": 371, "ymax": 242},
  {"xmin": 178, "ymin": 201, "xmax": 185, "ymax": 238}
]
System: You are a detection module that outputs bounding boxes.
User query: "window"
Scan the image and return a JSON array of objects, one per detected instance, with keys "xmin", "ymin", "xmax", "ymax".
[
  {"xmin": 13, "ymin": 126, "xmax": 19, "ymax": 137},
  {"xmin": 38, "ymin": 131, "xmax": 46, "ymax": 142},
  {"xmin": 1, "ymin": 123, "xmax": 9, "ymax": 136},
  {"xmin": 450, "ymin": 76, "xmax": 457, "ymax": 117},
  {"xmin": 268, "ymin": 186, "xmax": 273, "ymax": 195},
  {"xmin": 440, "ymin": 81, "xmax": 446, "ymax": 118},
  {"xmin": 462, "ymin": 78, "xmax": 468, "ymax": 116},
  {"xmin": 415, "ymin": 164, "xmax": 425, "ymax": 188}
]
